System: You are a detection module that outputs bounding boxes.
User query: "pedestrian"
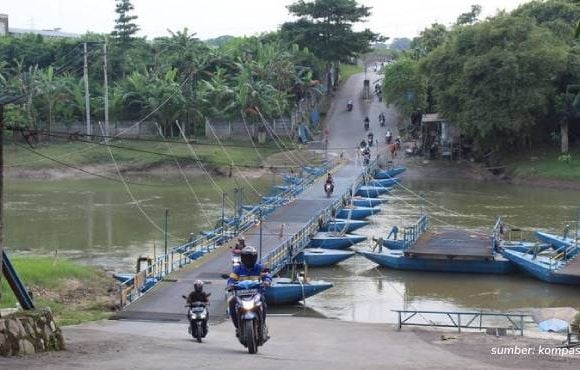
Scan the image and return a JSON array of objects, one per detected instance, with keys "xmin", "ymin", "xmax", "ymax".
[
  {"xmin": 387, "ymin": 225, "xmax": 399, "ymax": 240},
  {"xmin": 371, "ymin": 236, "xmax": 383, "ymax": 253},
  {"xmin": 563, "ymin": 224, "xmax": 570, "ymax": 240},
  {"xmin": 389, "ymin": 143, "xmax": 398, "ymax": 159}
]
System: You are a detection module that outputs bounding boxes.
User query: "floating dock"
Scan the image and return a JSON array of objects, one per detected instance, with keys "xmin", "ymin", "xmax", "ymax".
[{"xmin": 405, "ymin": 228, "xmax": 494, "ymax": 261}]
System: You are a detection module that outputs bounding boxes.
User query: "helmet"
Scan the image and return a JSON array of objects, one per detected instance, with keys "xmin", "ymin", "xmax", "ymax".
[
  {"xmin": 194, "ymin": 279, "xmax": 204, "ymax": 293},
  {"xmin": 238, "ymin": 236, "xmax": 245, "ymax": 242},
  {"xmin": 240, "ymin": 246, "xmax": 258, "ymax": 269}
]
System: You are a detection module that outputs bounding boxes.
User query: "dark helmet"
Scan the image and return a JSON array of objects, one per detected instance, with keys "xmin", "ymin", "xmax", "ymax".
[
  {"xmin": 240, "ymin": 246, "xmax": 258, "ymax": 269},
  {"xmin": 194, "ymin": 279, "xmax": 204, "ymax": 293}
]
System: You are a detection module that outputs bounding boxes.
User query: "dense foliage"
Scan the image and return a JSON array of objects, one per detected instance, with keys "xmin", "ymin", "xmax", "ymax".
[
  {"xmin": 382, "ymin": 0, "xmax": 580, "ymax": 153},
  {"xmin": 0, "ymin": 2, "xmax": 329, "ymax": 136}
]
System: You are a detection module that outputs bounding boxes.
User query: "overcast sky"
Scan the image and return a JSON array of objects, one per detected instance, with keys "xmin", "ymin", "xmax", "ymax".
[{"xmin": 3, "ymin": 0, "xmax": 532, "ymax": 40}]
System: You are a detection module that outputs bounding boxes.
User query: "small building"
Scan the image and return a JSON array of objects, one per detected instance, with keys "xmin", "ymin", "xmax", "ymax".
[
  {"xmin": 420, "ymin": 113, "xmax": 468, "ymax": 159},
  {"xmin": 0, "ymin": 14, "xmax": 79, "ymax": 39}
]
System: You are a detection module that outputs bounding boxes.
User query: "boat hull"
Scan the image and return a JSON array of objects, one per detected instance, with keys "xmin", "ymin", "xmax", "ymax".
[
  {"xmin": 375, "ymin": 167, "xmax": 407, "ymax": 179},
  {"xmin": 296, "ymin": 249, "xmax": 355, "ymax": 266},
  {"xmin": 359, "ymin": 250, "xmax": 514, "ymax": 274},
  {"xmin": 264, "ymin": 279, "xmax": 333, "ymax": 305},
  {"xmin": 336, "ymin": 206, "xmax": 381, "ymax": 220},
  {"xmin": 309, "ymin": 232, "xmax": 367, "ymax": 249},
  {"xmin": 350, "ymin": 197, "xmax": 384, "ymax": 207},
  {"xmin": 355, "ymin": 186, "xmax": 389, "ymax": 197},
  {"xmin": 319, "ymin": 219, "xmax": 369, "ymax": 233},
  {"xmin": 382, "ymin": 239, "xmax": 406, "ymax": 250},
  {"xmin": 502, "ymin": 249, "xmax": 580, "ymax": 285},
  {"xmin": 367, "ymin": 178, "xmax": 399, "ymax": 187}
]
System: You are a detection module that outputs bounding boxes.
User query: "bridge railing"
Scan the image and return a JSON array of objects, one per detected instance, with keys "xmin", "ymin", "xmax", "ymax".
[
  {"xmin": 392, "ymin": 309, "xmax": 528, "ymax": 336},
  {"xmin": 401, "ymin": 214, "xmax": 429, "ymax": 250},
  {"xmin": 262, "ymin": 158, "xmax": 378, "ymax": 275}
]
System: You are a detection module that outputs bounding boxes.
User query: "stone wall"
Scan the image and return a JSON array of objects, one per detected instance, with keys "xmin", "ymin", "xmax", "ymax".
[{"xmin": 0, "ymin": 308, "xmax": 64, "ymax": 356}]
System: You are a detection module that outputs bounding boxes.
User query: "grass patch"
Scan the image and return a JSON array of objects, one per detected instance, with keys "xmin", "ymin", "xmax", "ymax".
[
  {"xmin": 5, "ymin": 137, "xmax": 290, "ymax": 171},
  {"xmin": 0, "ymin": 256, "xmax": 116, "ymax": 326},
  {"xmin": 339, "ymin": 63, "xmax": 363, "ymax": 82},
  {"xmin": 505, "ymin": 148, "xmax": 580, "ymax": 181}
]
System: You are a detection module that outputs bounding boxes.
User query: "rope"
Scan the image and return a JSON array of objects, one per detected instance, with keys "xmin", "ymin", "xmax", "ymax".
[
  {"xmin": 205, "ymin": 120, "xmax": 264, "ymax": 198},
  {"xmin": 97, "ymin": 122, "xmax": 183, "ymax": 240},
  {"xmin": 154, "ymin": 122, "xmax": 214, "ymax": 228},
  {"xmin": 174, "ymin": 121, "xmax": 234, "ymax": 208}
]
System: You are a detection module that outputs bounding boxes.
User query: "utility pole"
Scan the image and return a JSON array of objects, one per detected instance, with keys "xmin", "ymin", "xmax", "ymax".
[
  {"xmin": 259, "ymin": 208, "xmax": 263, "ymax": 260},
  {"xmin": 103, "ymin": 42, "xmax": 109, "ymax": 138},
  {"xmin": 164, "ymin": 209, "xmax": 169, "ymax": 275},
  {"xmin": 83, "ymin": 42, "xmax": 91, "ymax": 138}
]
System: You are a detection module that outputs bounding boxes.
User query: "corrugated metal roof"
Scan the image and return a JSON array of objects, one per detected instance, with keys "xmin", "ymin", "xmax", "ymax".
[
  {"xmin": 422, "ymin": 113, "xmax": 445, "ymax": 123},
  {"xmin": 9, "ymin": 27, "xmax": 79, "ymax": 39}
]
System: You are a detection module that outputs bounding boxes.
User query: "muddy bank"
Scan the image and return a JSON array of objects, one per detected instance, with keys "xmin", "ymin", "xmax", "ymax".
[
  {"xmin": 398, "ymin": 157, "xmax": 580, "ymax": 191},
  {"xmin": 4, "ymin": 163, "xmax": 271, "ymax": 181}
]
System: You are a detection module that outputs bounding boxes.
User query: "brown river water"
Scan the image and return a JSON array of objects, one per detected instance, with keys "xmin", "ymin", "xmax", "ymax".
[{"xmin": 5, "ymin": 163, "xmax": 580, "ymax": 323}]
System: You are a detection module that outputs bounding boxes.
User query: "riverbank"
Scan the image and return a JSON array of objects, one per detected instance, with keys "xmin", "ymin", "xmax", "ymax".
[
  {"xmin": 0, "ymin": 256, "xmax": 118, "ymax": 326},
  {"xmin": 1, "ymin": 317, "xmax": 577, "ymax": 369}
]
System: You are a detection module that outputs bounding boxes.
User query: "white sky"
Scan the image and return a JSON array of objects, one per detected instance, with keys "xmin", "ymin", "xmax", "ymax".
[{"xmin": 3, "ymin": 0, "xmax": 532, "ymax": 40}]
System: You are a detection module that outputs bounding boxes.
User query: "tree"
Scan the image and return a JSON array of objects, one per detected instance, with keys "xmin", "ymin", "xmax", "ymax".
[
  {"xmin": 281, "ymin": 0, "xmax": 384, "ymax": 90},
  {"xmin": 111, "ymin": 0, "xmax": 140, "ymax": 48},
  {"xmin": 389, "ymin": 38, "xmax": 412, "ymax": 51},
  {"xmin": 455, "ymin": 5, "xmax": 482, "ymax": 26},
  {"xmin": 422, "ymin": 15, "xmax": 568, "ymax": 152},
  {"xmin": 381, "ymin": 57, "xmax": 426, "ymax": 116},
  {"xmin": 411, "ymin": 23, "xmax": 448, "ymax": 59}
]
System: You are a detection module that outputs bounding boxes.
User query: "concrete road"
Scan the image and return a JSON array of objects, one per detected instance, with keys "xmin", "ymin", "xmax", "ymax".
[{"xmin": 2, "ymin": 317, "xmax": 577, "ymax": 369}]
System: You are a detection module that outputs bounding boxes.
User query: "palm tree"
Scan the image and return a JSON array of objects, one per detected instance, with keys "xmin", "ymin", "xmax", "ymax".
[{"xmin": 33, "ymin": 66, "xmax": 67, "ymax": 140}]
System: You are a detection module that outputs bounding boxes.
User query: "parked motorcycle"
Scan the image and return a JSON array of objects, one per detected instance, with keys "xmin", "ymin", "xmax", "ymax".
[
  {"xmin": 229, "ymin": 280, "xmax": 269, "ymax": 354},
  {"xmin": 182, "ymin": 295, "xmax": 209, "ymax": 343},
  {"xmin": 324, "ymin": 182, "xmax": 334, "ymax": 198}
]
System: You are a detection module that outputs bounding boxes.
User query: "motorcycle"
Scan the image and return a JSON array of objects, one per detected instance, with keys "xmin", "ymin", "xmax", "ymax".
[
  {"xmin": 362, "ymin": 150, "xmax": 371, "ymax": 165},
  {"xmin": 324, "ymin": 182, "xmax": 334, "ymax": 198},
  {"xmin": 386, "ymin": 132, "xmax": 393, "ymax": 144},
  {"xmin": 379, "ymin": 114, "xmax": 385, "ymax": 127},
  {"xmin": 232, "ymin": 254, "xmax": 241, "ymax": 268},
  {"xmin": 364, "ymin": 120, "xmax": 369, "ymax": 131},
  {"xmin": 367, "ymin": 134, "xmax": 374, "ymax": 147},
  {"xmin": 182, "ymin": 295, "xmax": 210, "ymax": 343},
  {"xmin": 347, "ymin": 100, "xmax": 353, "ymax": 112},
  {"xmin": 229, "ymin": 280, "xmax": 268, "ymax": 354}
]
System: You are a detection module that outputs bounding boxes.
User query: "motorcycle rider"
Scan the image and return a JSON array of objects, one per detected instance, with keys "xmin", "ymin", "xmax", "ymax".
[
  {"xmin": 232, "ymin": 236, "xmax": 245, "ymax": 254},
  {"xmin": 346, "ymin": 98, "xmax": 353, "ymax": 111},
  {"xmin": 227, "ymin": 246, "xmax": 272, "ymax": 335},
  {"xmin": 386, "ymin": 130, "xmax": 393, "ymax": 144},
  {"xmin": 186, "ymin": 280, "xmax": 211, "ymax": 332},
  {"xmin": 364, "ymin": 116, "xmax": 370, "ymax": 130},
  {"xmin": 362, "ymin": 146, "xmax": 371, "ymax": 164},
  {"xmin": 378, "ymin": 112, "xmax": 386, "ymax": 126},
  {"xmin": 187, "ymin": 279, "xmax": 211, "ymax": 305},
  {"xmin": 325, "ymin": 172, "xmax": 335, "ymax": 193},
  {"xmin": 367, "ymin": 132, "xmax": 374, "ymax": 147}
]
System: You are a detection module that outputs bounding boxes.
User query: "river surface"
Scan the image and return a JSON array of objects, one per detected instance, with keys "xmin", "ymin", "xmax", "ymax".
[{"xmin": 5, "ymin": 164, "xmax": 580, "ymax": 324}]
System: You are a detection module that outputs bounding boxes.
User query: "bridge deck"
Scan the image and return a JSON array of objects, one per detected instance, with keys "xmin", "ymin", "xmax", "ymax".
[
  {"xmin": 558, "ymin": 256, "xmax": 580, "ymax": 276},
  {"xmin": 405, "ymin": 228, "xmax": 493, "ymax": 260},
  {"xmin": 117, "ymin": 159, "xmax": 371, "ymax": 321}
]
